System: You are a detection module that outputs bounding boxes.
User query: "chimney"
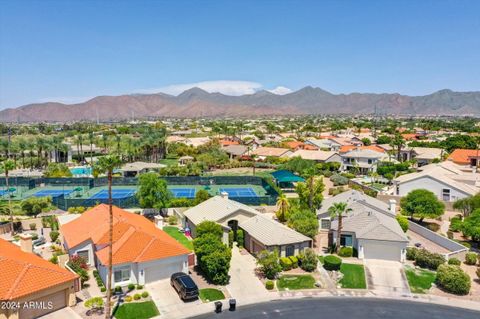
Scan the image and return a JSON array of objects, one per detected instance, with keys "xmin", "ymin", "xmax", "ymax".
[
  {"xmin": 154, "ymin": 215, "xmax": 164, "ymax": 230},
  {"xmin": 388, "ymin": 199, "xmax": 397, "ymax": 214},
  {"xmin": 19, "ymin": 234, "xmax": 33, "ymax": 253},
  {"xmin": 220, "ymin": 191, "xmax": 229, "ymax": 199}
]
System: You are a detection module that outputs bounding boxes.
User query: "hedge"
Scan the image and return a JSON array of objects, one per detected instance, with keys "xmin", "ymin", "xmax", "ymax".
[
  {"xmin": 465, "ymin": 252, "xmax": 478, "ymax": 266},
  {"xmin": 280, "ymin": 257, "xmax": 293, "ymax": 271},
  {"xmin": 323, "ymin": 255, "xmax": 342, "ymax": 271},
  {"xmin": 265, "ymin": 280, "xmax": 275, "ymax": 290},
  {"xmin": 406, "ymin": 247, "xmax": 418, "ymax": 261},
  {"xmin": 338, "ymin": 246, "xmax": 353, "ymax": 257},
  {"xmin": 396, "ymin": 215, "xmax": 409, "ymax": 233},
  {"xmin": 289, "ymin": 256, "xmax": 299, "ymax": 268},
  {"xmin": 414, "ymin": 249, "xmax": 445, "ymax": 270},
  {"xmin": 448, "ymin": 258, "xmax": 461, "ymax": 266},
  {"xmin": 436, "ymin": 264, "xmax": 471, "ymax": 295}
]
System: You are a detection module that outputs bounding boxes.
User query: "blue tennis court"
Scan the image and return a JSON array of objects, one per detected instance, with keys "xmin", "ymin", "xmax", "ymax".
[
  {"xmin": 0, "ymin": 190, "xmax": 6, "ymax": 196},
  {"xmin": 89, "ymin": 189, "xmax": 136, "ymax": 199},
  {"xmin": 220, "ymin": 187, "xmax": 257, "ymax": 197},
  {"xmin": 34, "ymin": 189, "xmax": 73, "ymax": 198},
  {"xmin": 170, "ymin": 188, "xmax": 196, "ymax": 199}
]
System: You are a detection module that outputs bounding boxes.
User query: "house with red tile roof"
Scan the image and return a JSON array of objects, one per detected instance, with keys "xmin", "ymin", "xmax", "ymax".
[
  {"xmin": 0, "ymin": 238, "xmax": 79, "ymax": 319},
  {"xmin": 60, "ymin": 204, "xmax": 190, "ymax": 287},
  {"xmin": 447, "ymin": 149, "xmax": 480, "ymax": 166}
]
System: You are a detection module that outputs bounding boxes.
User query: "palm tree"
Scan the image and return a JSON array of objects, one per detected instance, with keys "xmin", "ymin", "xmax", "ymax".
[
  {"xmin": 1, "ymin": 160, "xmax": 16, "ymax": 236},
  {"xmin": 94, "ymin": 155, "xmax": 121, "ymax": 319},
  {"xmin": 328, "ymin": 202, "xmax": 352, "ymax": 254},
  {"xmin": 390, "ymin": 133, "xmax": 405, "ymax": 162},
  {"xmin": 88, "ymin": 131, "xmax": 95, "ymax": 165},
  {"xmin": 275, "ymin": 193, "xmax": 289, "ymax": 222}
]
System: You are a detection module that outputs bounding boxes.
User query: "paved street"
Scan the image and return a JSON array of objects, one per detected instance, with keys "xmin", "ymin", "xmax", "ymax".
[{"xmin": 191, "ymin": 297, "xmax": 480, "ymax": 319}]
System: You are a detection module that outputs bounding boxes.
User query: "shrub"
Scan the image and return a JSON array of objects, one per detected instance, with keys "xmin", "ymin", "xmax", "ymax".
[
  {"xmin": 436, "ymin": 264, "xmax": 471, "ymax": 295},
  {"xmin": 323, "ymin": 255, "xmax": 342, "ymax": 271},
  {"xmin": 476, "ymin": 267, "xmax": 480, "ymax": 280},
  {"xmin": 257, "ymin": 250, "xmax": 282, "ymax": 280},
  {"xmin": 447, "ymin": 231, "xmax": 454, "ymax": 239},
  {"xmin": 124, "ymin": 296, "xmax": 132, "ymax": 302},
  {"xmin": 289, "ymin": 256, "xmax": 299, "ymax": 268},
  {"xmin": 300, "ymin": 248, "xmax": 318, "ymax": 272},
  {"xmin": 167, "ymin": 215, "xmax": 178, "ymax": 225},
  {"xmin": 448, "ymin": 258, "xmax": 461, "ymax": 266},
  {"xmin": 100, "ymin": 287, "xmax": 106, "ymax": 292},
  {"xmin": 237, "ymin": 229, "xmax": 244, "ymax": 247},
  {"xmin": 396, "ymin": 215, "xmax": 409, "ymax": 233},
  {"xmin": 330, "ymin": 174, "xmax": 349, "ymax": 186},
  {"xmin": 115, "ymin": 286, "xmax": 122, "ymax": 293},
  {"xmin": 29, "ymin": 223, "xmax": 37, "ymax": 230},
  {"xmin": 49, "ymin": 230, "xmax": 59, "ymax": 242},
  {"xmin": 141, "ymin": 291, "xmax": 149, "ymax": 298},
  {"xmin": 280, "ymin": 257, "xmax": 293, "ymax": 271},
  {"xmin": 49, "ymin": 255, "xmax": 58, "ymax": 264},
  {"xmin": 265, "ymin": 280, "xmax": 274, "ymax": 290},
  {"xmin": 133, "ymin": 293, "xmax": 141, "ymax": 300},
  {"xmin": 85, "ymin": 297, "xmax": 104, "ymax": 309},
  {"xmin": 449, "ymin": 217, "xmax": 463, "ymax": 232},
  {"xmin": 414, "ymin": 249, "xmax": 445, "ymax": 270},
  {"xmin": 338, "ymin": 246, "xmax": 353, "ymax": 257},
  {"xmin": 136, "ymin": 285, "xmax": 143, "ymax": 290},
  {"xmin": 128, "ymin": 284, "xmax": 135, "ymax": 291},
  {"xmin": 406, "ymin": 247, "xmax": 418, "ymax": 261},
  {"xmin": 465, "ymin": 252, "xmax": 478, "ymax": 265},
  {"xmin": 228, "ymin": 230, "xmax": 233, "ymax": 247}
]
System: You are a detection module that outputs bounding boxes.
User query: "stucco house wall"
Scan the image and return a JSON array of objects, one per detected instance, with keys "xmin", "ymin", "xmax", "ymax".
[{"xmin": 396, "ymin": 176, "xmax": 470, "ymax": 202}]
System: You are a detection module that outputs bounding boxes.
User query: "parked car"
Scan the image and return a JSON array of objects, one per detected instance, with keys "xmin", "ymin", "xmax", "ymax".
[
  {"xmin": 170, "ymin": 272, "xmax": 199, "ymax": 301},
  {"xmin": 33, "ymin": 236, "xmax": 46, "ymax": 247}
]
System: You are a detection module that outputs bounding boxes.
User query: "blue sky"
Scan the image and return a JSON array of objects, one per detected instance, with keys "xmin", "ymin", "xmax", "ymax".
[{"xmin": 1, "ymin": 0, "xmax": 479, "ymax": 109}]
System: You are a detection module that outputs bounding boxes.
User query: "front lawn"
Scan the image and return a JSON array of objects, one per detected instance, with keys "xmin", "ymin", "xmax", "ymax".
[
  {"xmin": 114, "ymin": 301, "xmax": 159, "ymax": 319},
  {"xmin": 339, "ymin": 263, "xmax": 367, "ymax": 289},
  {"xmin": 277, "ymin": 275, "xmax": 316, "ymax": 291},
  {"xmin": 404, "ymin": 266, "xmax": 436, "ymax": 294},
  {"xmin": 318, "ymin": 255, "xmax": 324, "ymax": 264},
  {"xmin": 163, "ymin": 226, "xmax": 193, "ymax": 251},
  {"xmin": 199, "ymin": 288, "xmax": 225, "ymax": 302}
]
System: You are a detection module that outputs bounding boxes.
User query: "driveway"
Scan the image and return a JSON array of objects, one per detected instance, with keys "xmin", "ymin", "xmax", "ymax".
[
  {"xmin": 226, "ymin": 246, "xmax": 275, "ymax": 303},
  {"xmin": 364, "ymin": 259, "xmax": 410, "ymax": 295},
  {"xmin": 147, "ymin": 278, "xmax": 204, "ymax": 318},
  {"xmin": 39, "ymin": 307, "xmax": 82, "ymax": 319}
]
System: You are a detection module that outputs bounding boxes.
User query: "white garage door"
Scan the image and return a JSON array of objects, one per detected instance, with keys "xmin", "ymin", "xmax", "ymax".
[
  {"xmin": 19, "ymin": 290, "xmax": 66, "ymax": 319},
  {"xmin": 363, "ymin": 241, "xmax": 401, "ymax": 261},
  {"xmin": 145, "ymin": 261, "xmax": 184, "ymax": 283}
]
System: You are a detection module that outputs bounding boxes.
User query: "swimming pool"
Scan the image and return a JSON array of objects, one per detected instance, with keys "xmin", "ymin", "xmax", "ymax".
[{"xmin": 70, "ymin": 166, "xmax": 92, "ymax": 176}]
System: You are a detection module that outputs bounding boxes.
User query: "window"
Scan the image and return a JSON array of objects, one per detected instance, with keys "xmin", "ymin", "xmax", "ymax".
[
  {"xmin": 114, "ymin": 266, "xmax": 130, "ymax": 283},
  {"xmin": 368, "ymin": 159, "xmax": 372, "ymax": 164},
  {"xmin": 286, "ymin": 245, "xmax": 295, "ymax": 257},
  {"xmin": 321, "ymin": 219, "xmax": 331, "ymax": 229},
  {"xmin": 442, "ymin": 189, "xmax": 450, "ymax": 202},
  {"xmin": 340, "ymin": 235, "xmax": 353, "ymax": 247}
]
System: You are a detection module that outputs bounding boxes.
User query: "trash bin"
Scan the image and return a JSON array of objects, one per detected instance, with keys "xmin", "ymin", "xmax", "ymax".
[
  {"xmin": 215, "ymin": 301, "xmax": 222, "ymax": 313},
  {"xmin": 229, "ymin": 299, "xmax": 236, "ymax": 311}
]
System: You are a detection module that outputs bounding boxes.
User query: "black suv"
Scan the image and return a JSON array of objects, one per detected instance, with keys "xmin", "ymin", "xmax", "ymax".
[{"xmin": 170, "ymin": 272, "xmax": 199, "ymax": 301}]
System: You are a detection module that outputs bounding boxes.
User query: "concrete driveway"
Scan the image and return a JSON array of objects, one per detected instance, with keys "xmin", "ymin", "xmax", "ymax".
[
  {"xmin": 39, "ymin": 307, "xmax": 81, "ymax": 319},
  {"xmin": 147, "ymin": 278, "xmax": 204, "ymax": 318},
  {"xmin": 364, "ymin": 259, "xmax": 410, "ymax": 295}
]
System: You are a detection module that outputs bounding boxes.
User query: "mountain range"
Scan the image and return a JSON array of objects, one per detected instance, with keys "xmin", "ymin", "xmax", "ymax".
[{"xmin": 1, "ymin": 87, "xmax": 480, "ymax": 122}]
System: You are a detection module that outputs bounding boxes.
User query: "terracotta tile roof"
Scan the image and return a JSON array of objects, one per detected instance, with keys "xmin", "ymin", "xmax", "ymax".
[
  {"xmin": 0, "ymin": 239, "xmax": 78, "ymax": 300},
  {"xmin": 339, "ymin": 145, "xmax": 385, "ymax": 154},
  {"xmin": 448, "ymin": 149, "xmax": 479, "ymax": 165},
  {"xmin": 401, "ymin": 133, "xmax": 418, "ymax": 141},
  {"xmin": 60, "ymin": 204, "xmax": 189, "ymax": 265},
  {"xmin": 219, "ymin": 139, "xmax": 239, "ymax": 146}
]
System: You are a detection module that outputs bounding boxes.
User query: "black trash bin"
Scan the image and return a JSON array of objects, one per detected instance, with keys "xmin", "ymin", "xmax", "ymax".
[
  {"xmin": 215, "ymin": 301, "xmax": 222, "ymax": 313},
  {"xmin": 229, "ymin": 299, "xmax": 236, "ymax": 311}
]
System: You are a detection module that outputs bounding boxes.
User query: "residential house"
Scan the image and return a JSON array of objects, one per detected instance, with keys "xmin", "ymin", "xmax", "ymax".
[
  {"xmin": 393, "ymin": 161, "xmax": 480, "ymax": 202},
  {"xmin": 0, "ymin": 237, "xmax": 79, "ymax": 319},
  {"xmin": 317, "ymin": 190, "xmax": 408, "ymax": 262},
  {"xmin": 223, "ymin": 144, "xmax": 248, "ymax": 159},
  {"xmin": 288, "ymin": 150, "xmax": 342, "ymax": 164},
  {"xmin": 341, "ymin": 148, "xmax": 389, "ymax": 174},
  {"xmin": 251, "ymin": 147, "xmax": 292, "ymax": 160},
  {"xmin": 119, "ymin": 161, "xmax": 166, "ymax": 177},
  {"xmin": 283, "ymin": 141, "xmax": 318, "ymax": 151},
  {"xmin": 60, "ymin": 204, "xmax": 190, "ymax": 287},
  {"xmin": 378, "ymin": 145, "xmax": 443, "ymax": 166},
  {"xmin": 305, "ymin": 138, "xmax": 344, "ymax": 151},
  {"xmin": 182, "ymin": 194, "xmax": 312, "ymax": 257},
  {"xmin": 447, "ymin": 149, "xmax": 480, "ymax": 166}
]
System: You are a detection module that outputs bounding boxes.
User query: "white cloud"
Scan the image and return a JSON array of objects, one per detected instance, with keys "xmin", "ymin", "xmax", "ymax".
[
  {"xmin": 138, "ymin": 80, "xmax": 264, "ymax": 96},
  {"xmin": 268, "ymin": 86, "xmax": 293, "ymax": 95}
]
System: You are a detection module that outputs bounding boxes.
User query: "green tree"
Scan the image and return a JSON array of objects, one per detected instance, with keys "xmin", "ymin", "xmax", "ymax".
[
  {"xmin": 400, "ymin": 189, "xmax": 445, "ymax": 223},
  {"xmin": 361, "ymin": 137, "xmax": 371, "ymax": 146},
  {"xmin": 299, "ymin": 248, "xmax": 318, "ymax": 272},
  {"xmin": 193, "ymin": 189, "xmax": 210, "ymax": 206},
  {"xmin": 328, "ymin": 202, "xmax": 352, "ymax": 254},
  {"xmin": 462, "ymin": 209, "xmax": 480, "ymax": 242},
  {"xmin": 1, "ymin": 160, "xmax": 15, "ymax": 236},
  {"xmin": 287, "ymin": 208, "xmax": 319, "ymax": 238},
  {"xmin": 275, "ymin": 194, "xmax": 289, "ymax": 222},
  {"xmin": 295, "ymin": 176, "xmax": 324, "ymax": 211},
  {"xmin": 390, "ymin": 133, "xmax": 405, "ymax": 161},
  {"xmin": 376, "ymin": 135, "xmax": 392, "ymax": 144},
  {"xmin": 453, "ymin": 194, "xmax": 480, "ymax": 218},
  {"xmin": 136, "ymin": 172, "xmax": 171, "ymax": 209},
  {"xmin": 195, "ymin": 221, "xmax": 223, "ymax": 238},
  {"xmin": 94, "ymin": 155, "xmax": 121, "ymax": 319},
  {"xmin": 442, "ymin": 135, "xmax": 477, "ymax": 153},
  {"xmin": 256, "ymin": 249, "xmax": 282, "ymax": 279},
  {"xmin": 21, "ymin": 196, "xmax": 52, "ymax": 216}
]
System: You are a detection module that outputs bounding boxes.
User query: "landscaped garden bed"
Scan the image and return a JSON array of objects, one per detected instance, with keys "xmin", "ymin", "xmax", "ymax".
[
  {"xmin": 114, "ymin": 301, "xmax": 159, "ymax": 319},
  {"xmin": 199, "ymin": 288, "xmax": 225, "ymax": 302},
  {"xmin": 404, "ymin": 265, "xmax": 436, "ymax": 294}
]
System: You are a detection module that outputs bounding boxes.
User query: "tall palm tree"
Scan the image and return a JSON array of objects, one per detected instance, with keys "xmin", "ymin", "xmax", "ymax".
[
  {"xmin": 88, "ymin": 131, "xmax": 95, "ymax": 165},
  {"xmin": 95, "ymin": 155, "xmax": 121, "ymax": 319},
  {"xmin": 275, "ymin": 193, "xmax": 289, "ymax": 222},
  {"xmin": 1, "ymin": 160, "xmax": 16, "ymax": 236},
  {"xmin": 390, "ymin": 133, "xmax": 405, "ymax": 162},
  {"xmin": 328, "ymin": 202, "xmax": 352, "ymax": 254}
]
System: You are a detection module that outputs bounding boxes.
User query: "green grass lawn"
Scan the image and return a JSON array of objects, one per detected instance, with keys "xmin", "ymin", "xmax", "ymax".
[
  {"xmin": 199, "ymin": 288, "xmax": 225, "ymax": 302},
  {"xmin": 114, "ymin": 301, "xmax": 159, "ymax": 319},
  {"xmin": 404, "ymin": 266, "xmax": 436, "ymax": 294},
  {"xmin": 318, "ymin": 255, "xmax": 325, "ymax": 264},
  {"xmin": 163, "ymin": 226, "xmax": 193, "ymax": 251},
  {"xmin": 277, "ymin": 275, "xmax": 316, "ymax": 291},
  {"xmin": 159, "ymin": 158, "xmax": 178, "ymax": 166},
  {"xmin": 339, "ymin": 263, "xmax": 367, "ymax": 289}
]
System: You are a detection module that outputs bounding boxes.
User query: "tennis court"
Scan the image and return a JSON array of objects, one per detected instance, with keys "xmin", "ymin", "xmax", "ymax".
[
  {"xmin": 89, "ymin": 189, "xmax": 136, "ymax": 199},
  {"xmin": 33, "ymin": 189, "xmax": 74, "ymax": 198},
  {"xmin": 0, "ymin": 190, "xmax": 7, "ymax": 196},
  {"xmin": 219, "ymin": 187, "xmax": 257, "ymax": 197},
  {"xmin": 170, "ymin": 188, "xmax": 196, "ymax": 199}
]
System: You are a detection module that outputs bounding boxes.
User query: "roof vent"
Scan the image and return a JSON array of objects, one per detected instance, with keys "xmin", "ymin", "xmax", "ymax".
[{"xmin": 220, "ymin": 191, "xmax": 229, "ymax": 199}]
